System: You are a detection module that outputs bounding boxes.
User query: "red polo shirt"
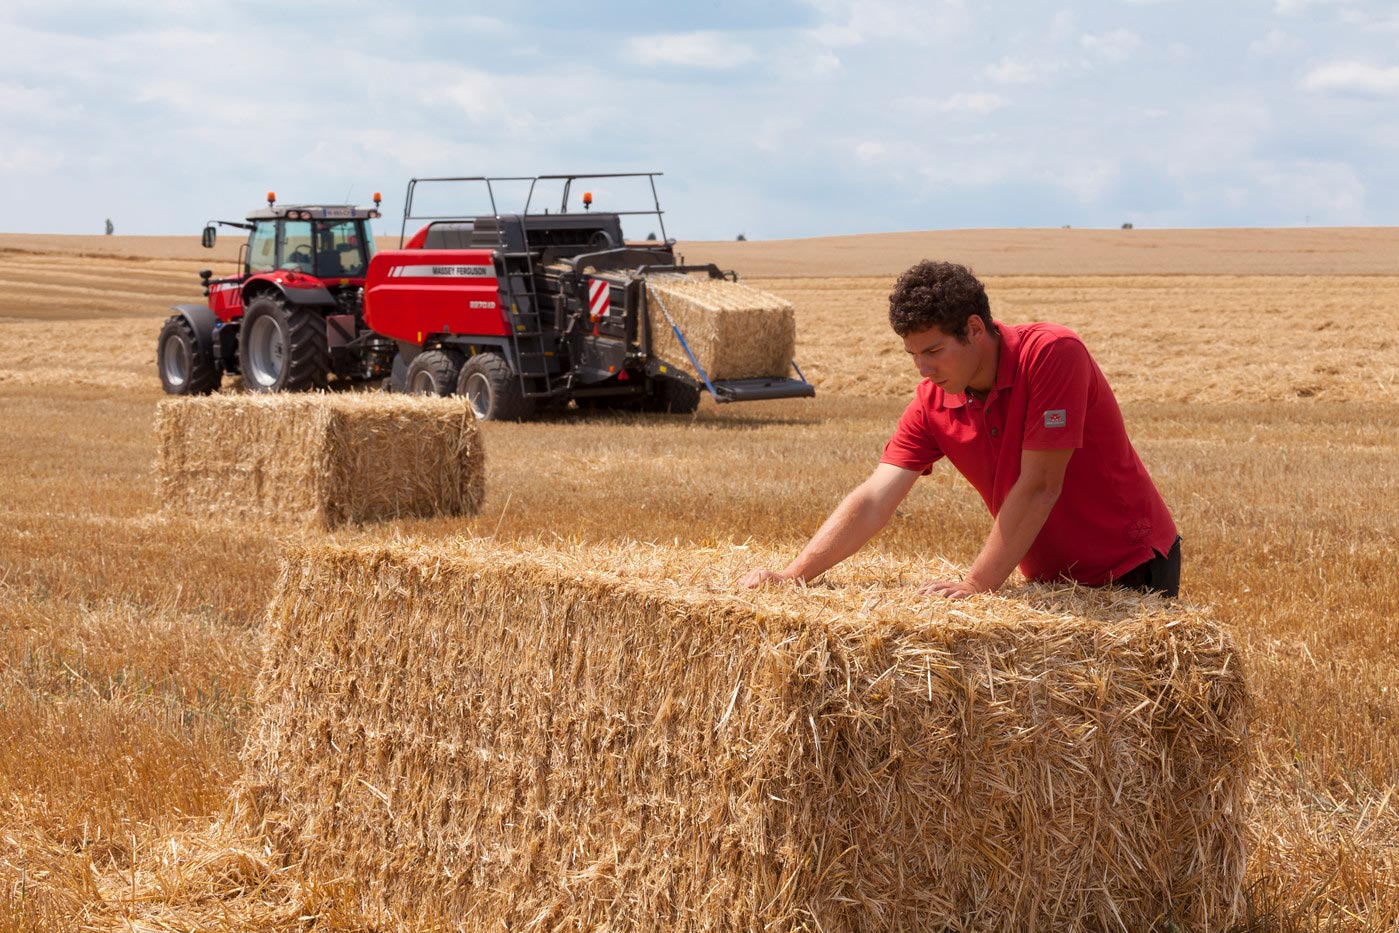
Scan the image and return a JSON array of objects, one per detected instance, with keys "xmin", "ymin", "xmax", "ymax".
[{"xmin": 881, "ymin": 321, "xmax": 1176, "ymax": 586}]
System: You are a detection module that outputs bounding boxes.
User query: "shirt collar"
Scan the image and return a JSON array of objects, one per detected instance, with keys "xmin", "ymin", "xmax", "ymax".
[{"xmin": 935, "ymin": 321, "xmax": 1018, "ymax": 409}]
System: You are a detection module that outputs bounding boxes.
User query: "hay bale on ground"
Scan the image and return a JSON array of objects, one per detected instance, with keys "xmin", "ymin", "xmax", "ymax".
[
  {"xmin": 239, "ymin": 543, "xmax": 1249, "ymax": 931},
  {"xmin": 646, "ymin": 274, "xmax": 796, "ymax": 381},
  {"xmin": 156, "ymin": 394, "xmax": 484, "ymax": 528}
]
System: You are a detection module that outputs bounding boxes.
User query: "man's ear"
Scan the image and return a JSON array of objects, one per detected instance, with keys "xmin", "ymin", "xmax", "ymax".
[{"xmin": 966, "ymin": 314, "xmax": 985, "ymax": 340}]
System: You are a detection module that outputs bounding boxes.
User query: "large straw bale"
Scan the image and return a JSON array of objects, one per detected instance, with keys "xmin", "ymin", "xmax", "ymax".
[
  {"xmin": 646, "ymin": 274, "xmax": 797, "ymax": 381},
  {"xmin": 156, "ymin": 394, "xmax": 484, "ymax": 527},
  {"xmin": 239, "ymin": 543, "xmax": 1249, "ymax": 931}
]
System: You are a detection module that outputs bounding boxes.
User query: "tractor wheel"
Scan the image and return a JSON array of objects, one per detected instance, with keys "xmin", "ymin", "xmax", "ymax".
[
  {"xmin": 457, "ymin": 352, "xmax": 530, "ymax": 421},
  {"xmin": 644, "ymin": 376, "xmax": 701, "ymax": 414},
  {"xmin": 405, "ymin": 350, "xmax": 464, "ymax": 397},
  {"xmin": 157, "ymin": 315, "xmax": 222, "ymax": 395},
  {"xmin": 238, "ymin": 294, "xmax": 328, "ymax": 393}
]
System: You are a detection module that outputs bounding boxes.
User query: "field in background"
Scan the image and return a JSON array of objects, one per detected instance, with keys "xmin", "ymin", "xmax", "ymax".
[{"xmin": 0, "ymin": 230, "xmax": 1396, "ymax": 928}]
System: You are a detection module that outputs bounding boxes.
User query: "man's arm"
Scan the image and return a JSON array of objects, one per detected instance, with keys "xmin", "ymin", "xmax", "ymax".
[
  {"xmin": 920, "ymin": 446, "xmax": 1072, "ymax": 599},
  {"xmin": 740, "ymin": 463, "xmax": 921, "ymax": 588}
]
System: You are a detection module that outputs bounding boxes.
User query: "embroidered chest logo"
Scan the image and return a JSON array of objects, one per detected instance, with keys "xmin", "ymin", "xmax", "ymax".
[{"xmin": 1044, "ymin": 409, "xmax": 1067, "ymax": 428}]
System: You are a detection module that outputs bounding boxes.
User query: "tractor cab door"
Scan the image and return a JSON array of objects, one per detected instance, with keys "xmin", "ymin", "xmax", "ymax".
[{"xmin": 311, "ymin": 220, "xmax": 373, "ymax": 279}]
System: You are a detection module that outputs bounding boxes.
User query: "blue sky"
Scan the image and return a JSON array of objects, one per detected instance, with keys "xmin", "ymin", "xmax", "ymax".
[{"xmin": 2, "ymin": 0, "xmax": 1397, "ymax": 239}]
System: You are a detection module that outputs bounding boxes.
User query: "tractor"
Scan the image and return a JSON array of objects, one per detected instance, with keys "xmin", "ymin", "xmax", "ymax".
[
  {"xmin": 156, "ymin": 193, "xmax": 396, "ymax": 395},
  {"xmin": 363, "ymin": 173, "xmax": 815, "ymax": 419}
]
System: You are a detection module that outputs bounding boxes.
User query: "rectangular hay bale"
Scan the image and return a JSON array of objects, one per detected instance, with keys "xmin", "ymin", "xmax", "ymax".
[
  {"xmin": 156, "ymin": 394, "xmax": 484, "ymax": 527},
  {"xmin": 646, "ymin": 274, "xmax": 797, "ymax": 381},
  {"xmin": 239, "ymin": 543, "xmax": 1249, "ymax": 930}
]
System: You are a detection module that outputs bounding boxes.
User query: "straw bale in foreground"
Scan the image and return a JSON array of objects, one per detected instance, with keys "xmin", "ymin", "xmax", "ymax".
[
  {"xmin": 156, "ymin": 394, "xmax": 484, "ymax": 527},
  {"xmin": 240, "ymin": 543, "xmax": 1249, "ymax": 931},
  {"xmin": 646, "ymin": 274, "xmax": 796, "ymax": 381}
]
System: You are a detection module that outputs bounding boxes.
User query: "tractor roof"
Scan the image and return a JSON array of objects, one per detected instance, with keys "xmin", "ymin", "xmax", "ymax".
[{"xmin": 246, "ymin": 204, "xmax": 382, "ymax": 222}]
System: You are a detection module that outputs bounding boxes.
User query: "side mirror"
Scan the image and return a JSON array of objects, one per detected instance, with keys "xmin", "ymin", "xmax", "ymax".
[
  {"xmin": 199, "ymin": 269, "xmax": 213, "ymax": 282},
  {"xmin": 201, "ymin": 225, "xmax": 217, "ymax": 249}
]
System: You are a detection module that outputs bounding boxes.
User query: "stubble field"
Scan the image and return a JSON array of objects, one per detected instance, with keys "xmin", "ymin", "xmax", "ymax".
[{"xmin": 0, "ymin": 228, "xmax": 1396, "ymax": 929}]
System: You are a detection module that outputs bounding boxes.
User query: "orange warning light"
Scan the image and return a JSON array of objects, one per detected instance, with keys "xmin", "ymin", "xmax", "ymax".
[
  {"xmin": 373, "ymin": 192, "xmax": 382, "ymax": 207},
  {"xmin": 266, "ymin": 191, "xmax": 276, "ymax": 207},
  {"xmin": 582, "ymin": 191, "xmax": 593, "ymax": 210}
]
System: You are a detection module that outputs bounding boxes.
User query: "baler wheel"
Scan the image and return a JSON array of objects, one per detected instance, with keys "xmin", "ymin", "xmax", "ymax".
[
  {"xmin": 157, "ymin": 315, "xmax": 222, "ymax": 396},
  {"xmin": 457, "ymin": 352, "xmax": 530, "ymax": 421},
  {"xmin": 645, "ymin": 376, "xmax": 701, "ymax": 414},
  {"xmin": 405, "ymin": 350, "xmax": 464, "ymax": 397},
  {"xmin": 239, "ymin": 295, "xmax": 328, "ymax": 393}
]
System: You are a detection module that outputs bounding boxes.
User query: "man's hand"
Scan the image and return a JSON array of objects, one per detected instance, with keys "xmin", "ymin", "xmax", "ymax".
[
  {"xmin": 917, "ymin": 578, "xmax": 987, "ymax": 600},
  {"xmin": 740, "ymin": 568, "xmax": 794, "ymax": 589}
]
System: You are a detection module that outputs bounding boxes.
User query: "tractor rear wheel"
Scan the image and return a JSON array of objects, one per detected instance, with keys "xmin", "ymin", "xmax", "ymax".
[
  {"xmin": 239, "ymin": 294, "xmax": 328, "ymax": 393},
  {"xmin": 157, "ymin": 315, "xmax": 222, "ymax": 395},
  {"xmin": 405, "ymin": 350, "xmax": 464, "ymax": 397},
  {"xmin": 457, "ymin": 352, "xmax": 530, "ymax": 421}
]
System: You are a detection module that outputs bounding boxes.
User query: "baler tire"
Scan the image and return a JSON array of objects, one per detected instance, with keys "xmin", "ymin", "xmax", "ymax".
[
  {"xmin": 405, "ymin": 350, "xmax": 464, "ymax": 397},
  {"xmin": 457, "ymin": 353, "xmax": 530, "ymax": 421},
  {"xmin": 238, "ymin": 295, "xmax": 328, "ymax": 393},
  {"xmin": 157, "ymin": 314, "xmax": 222, "ymax": 396},
  {"xmin": 645, "ymin": 376, "xmax": 701, "ymax": 414}
]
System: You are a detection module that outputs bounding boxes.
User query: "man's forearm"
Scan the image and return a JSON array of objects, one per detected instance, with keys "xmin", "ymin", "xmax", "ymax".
[
  {"xmin": 781, "ymin": 487, "xmax": 898, "ymax": 582},
  {"xmin": 964, "ymin": 476, "xmax": 1061, "ymax": 590}
]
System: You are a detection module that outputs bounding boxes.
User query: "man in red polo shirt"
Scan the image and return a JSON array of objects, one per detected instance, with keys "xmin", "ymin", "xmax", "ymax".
[{"xmin": 740, "ymin": 260, "xmax": 1180, "ymax": 599}]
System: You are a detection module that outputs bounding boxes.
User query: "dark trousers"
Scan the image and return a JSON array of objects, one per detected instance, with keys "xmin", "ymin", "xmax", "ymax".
[{"xmin": 1113, "ymin": 536, "xmax": 1182, "ymax": 598}]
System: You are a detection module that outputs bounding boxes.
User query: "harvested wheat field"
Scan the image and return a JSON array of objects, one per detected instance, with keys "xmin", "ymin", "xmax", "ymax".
[{"xmin": 0, "ymin": 227, "xmax": 1397, "ymax": 930}]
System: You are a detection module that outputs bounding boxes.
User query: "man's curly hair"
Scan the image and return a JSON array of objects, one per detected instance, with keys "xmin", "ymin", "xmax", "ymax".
[{"xmin": 888, "ymin": 261, "xmax": 997, "ymax": 340}]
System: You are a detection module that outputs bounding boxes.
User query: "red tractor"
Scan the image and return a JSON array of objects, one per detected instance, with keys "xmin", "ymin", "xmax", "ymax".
[{"xmin": 157, "ymin": 192, "xmax": 396, "ymax": 394}]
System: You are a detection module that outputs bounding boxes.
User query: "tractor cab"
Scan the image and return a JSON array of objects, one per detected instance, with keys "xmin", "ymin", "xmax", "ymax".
[{"xmin": 200, "ymin": 193, "xmax": 383, "ymax": 284}]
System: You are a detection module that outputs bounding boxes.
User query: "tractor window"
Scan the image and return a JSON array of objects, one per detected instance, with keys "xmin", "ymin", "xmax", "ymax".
[
  {"xmin": 280, "ymin": 221, "xmax": 313, "ymax": 272},
  {"xmin": 314, "ymin": 220, "xmax": 370, "ymax": 277},
  {"xmin": 249, "ymin": 222, "xmax": 277, "ymax": 273}
]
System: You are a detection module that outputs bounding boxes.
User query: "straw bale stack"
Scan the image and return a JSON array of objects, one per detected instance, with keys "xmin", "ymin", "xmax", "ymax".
[
  {"xmin": 645, "ymin": 274, "xmax": 797, "ymax": 381},
  {"xmin": 239, "ymin": 543, "xmax": 1249, "ymax": 931},
  {"xmin": 156, "ymin": 394, "xmax": 484, "ymax": 528}
]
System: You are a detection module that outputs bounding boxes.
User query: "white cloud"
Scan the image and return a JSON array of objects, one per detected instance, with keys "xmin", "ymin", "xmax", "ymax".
[
  {"xmin": 1274, "ymin": 0, "xmax": 1353, "ymax": 14},
  {"xmin": 754, "ymin": 116, "xmax": 804, "ymax": 153},
  {"xmin": 802, "ymin": 0, "xmax": 970, "ymax": 48},
  {"xmin": 984, "ymin": 57, "xmax": 1060, "ymax": 85},
  {"xmin": 1248, "ymin": 28, "xmax": 1301, "ymax": 56},
  {"xmin": 1080, "ymin": 29, "xmax": 1144, "ymax": 63},
  {"xmin": 896, "ymin": 92, "xmax": 1009, "ymax": 114},
  {"xmin": 938, "ymin": 92, "xmax": 1009, "ymax": 114},
  {"xmin": 1301, "ymin": 62, "xmax": 1399, "ymax": 95},
  {"xmin": 623, "ymin": 31, "xmax": 758, "ymax": 69}
]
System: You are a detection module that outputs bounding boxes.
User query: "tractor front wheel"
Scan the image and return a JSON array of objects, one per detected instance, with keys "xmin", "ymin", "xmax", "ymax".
[
  {"xmin": 405, "ymin": 350, "xmax": 464, "ymax": 397},
  {"xmin": 157, "ymin": 315, "xmax": 222, "ymax": 395},
  {"xmin": 239, "ymin": 295, "xmax": 328, "ymax": 393},
  {"xmin": 457, "ymin": 353, "xmax": 530, "ymax": 421}
]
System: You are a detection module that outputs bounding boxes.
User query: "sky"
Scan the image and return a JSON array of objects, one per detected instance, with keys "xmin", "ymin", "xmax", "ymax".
[{"xmin": 2, "ymin": 0, "xmax": 1398, "ymax": 240}]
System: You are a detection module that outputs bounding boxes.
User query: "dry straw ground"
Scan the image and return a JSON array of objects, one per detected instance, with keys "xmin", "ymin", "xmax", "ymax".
[{"xmin": 0, "ymin": 228, "xmax": 1397, "ymax": 929}]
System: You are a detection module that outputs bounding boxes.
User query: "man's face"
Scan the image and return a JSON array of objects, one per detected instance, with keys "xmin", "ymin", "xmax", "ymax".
[{"xmin": 902, "ymin": 322, "xmax": 982, "ymax": 394}]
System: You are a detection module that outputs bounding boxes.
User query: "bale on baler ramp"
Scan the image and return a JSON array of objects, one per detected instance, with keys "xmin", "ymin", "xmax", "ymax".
[{"xmin": 238, "ymin": 541, "xmax": 1250, "ymax": 931}]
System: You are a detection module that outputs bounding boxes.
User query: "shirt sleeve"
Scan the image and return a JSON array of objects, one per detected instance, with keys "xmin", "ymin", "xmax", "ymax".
[
  {"xmin": 1021, "ymin": 334, "xmax": 1092, "ymax": 450},
  {"xmin": 880, "ymin": 391, "xmax": 944, "ymax": 474}
]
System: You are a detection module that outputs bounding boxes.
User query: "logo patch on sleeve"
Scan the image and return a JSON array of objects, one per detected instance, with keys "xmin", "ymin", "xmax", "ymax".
[{"xmin": 1044, "ymin": 409, "xmax": 1067, "ymax": 428}]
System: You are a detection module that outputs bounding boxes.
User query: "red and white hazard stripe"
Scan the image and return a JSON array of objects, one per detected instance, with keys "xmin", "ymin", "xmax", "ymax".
[{"xmin": 588, "ymin": 278, "xmax": 610, "ymax": 322}]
